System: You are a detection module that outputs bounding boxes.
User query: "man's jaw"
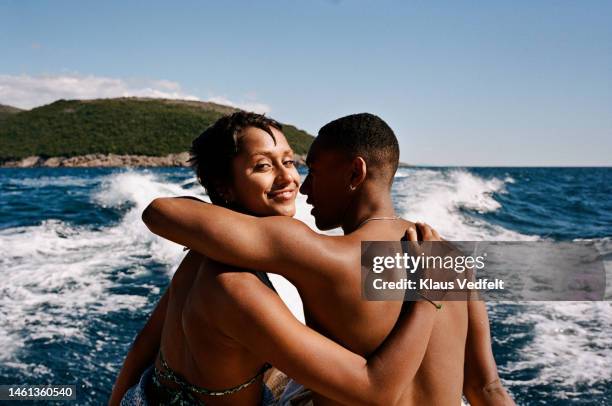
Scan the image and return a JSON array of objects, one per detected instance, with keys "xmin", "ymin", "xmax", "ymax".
[{"xmin": 310, "ymin": 206, "xmax": 336, "ymax": 230}]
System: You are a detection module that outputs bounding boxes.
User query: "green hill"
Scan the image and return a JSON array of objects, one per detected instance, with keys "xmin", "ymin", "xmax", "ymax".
[
  {"xmin": 0, "ymin": 104, "xmax": 23, "ymax": 122},
  {"xmin": 0, "ymin": 98, "xmax": 314, "ymax": 161}
]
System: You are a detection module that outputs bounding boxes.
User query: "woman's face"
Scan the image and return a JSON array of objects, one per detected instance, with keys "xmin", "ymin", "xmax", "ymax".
[{"xmin": 226, "ymin": 126, "xmax": 300, "ymax": 217}]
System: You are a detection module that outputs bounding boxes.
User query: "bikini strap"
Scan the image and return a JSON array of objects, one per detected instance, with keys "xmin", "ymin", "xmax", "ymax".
[{"xmin": 154, "ymin": 351, "xmax": 272, "ymax": 397}]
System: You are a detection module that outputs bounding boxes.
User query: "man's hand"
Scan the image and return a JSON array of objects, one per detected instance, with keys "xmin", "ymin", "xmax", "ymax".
[
  {"xmin": 408, "ymin": 221, "xmax": 442, "ymax": 242},
  {"xmin": 404, "ymin": 222, "xmax": 451, "ymax": 306}
]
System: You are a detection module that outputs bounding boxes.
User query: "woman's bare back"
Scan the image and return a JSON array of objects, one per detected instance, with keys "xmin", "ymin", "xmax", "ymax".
[{"xmin": 155, "ymin": 252, "xmax": 270, "ymax": 405}]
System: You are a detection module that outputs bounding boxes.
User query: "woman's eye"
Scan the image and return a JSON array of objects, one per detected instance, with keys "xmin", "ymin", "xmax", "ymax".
[
  {"xmin": 255, "ymin": 163, "xmax": 272, "ymax": 171},
  {"xmin": 284, "ymin": 160, "xmax": 295, "ymax": 167}
]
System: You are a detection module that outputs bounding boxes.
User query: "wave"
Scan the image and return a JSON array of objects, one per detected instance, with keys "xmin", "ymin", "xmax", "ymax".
[
  {"xmin": 1, "ymin": 167, "xmax": 610, "ymax": 401},
  {"xmin": 394, "ymin": 167, "xmax": 611, "ymax": 398},
  {"xmin": 495, "ymin": 301, "xmax": 612, "ymax": 389},
  {"xmin": 0, "ymin": 171, "xmax": 205, "ymax": 365},
  {"xmin": 0, "ymin": 170, "xmax": 321, "ymax": 366},
  {"xmin": 393, "ymin": 168, "xmax": 537, "ymax": 240}
]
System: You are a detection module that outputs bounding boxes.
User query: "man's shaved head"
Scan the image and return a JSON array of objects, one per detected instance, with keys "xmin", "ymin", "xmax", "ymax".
[{"xmin": 311, "ymin": 113, "xmax": 399, "ymax": 186}]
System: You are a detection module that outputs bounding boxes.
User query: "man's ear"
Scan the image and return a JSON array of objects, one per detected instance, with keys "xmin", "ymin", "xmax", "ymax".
[{"xmin": 349, "ymin": 156, "xmax": 367, "ymax": 190}]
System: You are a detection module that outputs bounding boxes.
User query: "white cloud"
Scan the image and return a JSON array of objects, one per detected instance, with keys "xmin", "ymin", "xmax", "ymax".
[
  {"xmin": 0, "ymin": 74, "xmax": 271, "ymax": 114},
  {"xmin": 0, "ymin": 73, "xmax": 199, "ymax": 109},
  {"xmin": 150, "ymin": 79, "xmax": 181, "ymax": 91},
  {"xmin": 207, "ymin": 96, "xmax": 271, "ymax": 115}
]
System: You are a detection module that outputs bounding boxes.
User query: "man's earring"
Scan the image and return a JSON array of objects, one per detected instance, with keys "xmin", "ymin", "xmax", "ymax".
[{"xmin": 349, "ymin": 184, "xmax": 356, "ymax": 191}]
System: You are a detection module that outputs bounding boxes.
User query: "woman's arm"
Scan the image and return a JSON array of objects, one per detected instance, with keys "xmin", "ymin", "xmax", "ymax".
[
  {"xmin": 213, "ymin": 271, "xmax": 438, "ymax": 406},
  {"xmin": 208, "ymin": 225, "xmax": 441, "ymax": 406},
  {"xmin": 142, "ymin": 197, "xmax": 348, "ymax": 281},
  {"xmin": 108, "ymin": 289, "xmax": 169, "ymax": 406},
  {"xmin": 463, "ymin": 300, "xmax": 516, "ymax": 406}
]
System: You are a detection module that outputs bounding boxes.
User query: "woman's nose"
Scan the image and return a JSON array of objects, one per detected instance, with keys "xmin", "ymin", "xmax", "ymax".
[{"xmin": 275, "ymin": 164, "xmax": 294, "ymax": 185}]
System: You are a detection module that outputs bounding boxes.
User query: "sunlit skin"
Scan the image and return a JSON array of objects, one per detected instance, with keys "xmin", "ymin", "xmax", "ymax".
[
  {"xmin": 134, "ymin": 141, "xmax": 515, "ymax": 405},
  {"xmin": 300, "ymin": 145, "xmax": 355, "ymax": 231},
  {"xmin": 225, "ymin": 126, "xmax": 300, "ymax": 218},
  {"xmin": 111, "ymin": 127, "xmax": 305, "ymax": 406},
  {"xmin": 112, "ymin": 124, "xmax": 515, "ymax": 406},
  {"xmin": 145, "ymin": 128, "xmax": 302, "ymax": 405},
  {"xmin": 110, "ymin": 127, "xmax": 443, "ymax": 406}
]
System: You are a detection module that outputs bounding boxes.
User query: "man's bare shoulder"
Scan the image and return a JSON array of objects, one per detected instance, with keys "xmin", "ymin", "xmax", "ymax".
[{"xmin": 353, "ymin": 218, "xmax": 416, "ymax": 241}]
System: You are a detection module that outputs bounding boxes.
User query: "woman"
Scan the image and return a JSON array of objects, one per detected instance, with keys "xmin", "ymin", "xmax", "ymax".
[{"xmin": 111, "ymin": 112, "xmax": 512, "ymax": 405}]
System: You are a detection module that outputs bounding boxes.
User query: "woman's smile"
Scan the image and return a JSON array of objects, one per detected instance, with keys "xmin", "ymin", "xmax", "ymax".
[{"xmin": 268, "ymin": 188, "xmax": 297, "ymax": 201}]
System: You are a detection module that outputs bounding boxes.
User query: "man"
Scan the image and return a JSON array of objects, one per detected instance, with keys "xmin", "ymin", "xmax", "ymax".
[{"xmin": 132, "ymin": 113, "xmax": 513, "ymax": 404}]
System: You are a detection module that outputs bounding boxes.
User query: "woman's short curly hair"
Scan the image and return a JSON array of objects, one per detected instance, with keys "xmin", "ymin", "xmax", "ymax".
[{"xmin": 189, "ymin": 111, "xmax": 282, "ymax": 206}]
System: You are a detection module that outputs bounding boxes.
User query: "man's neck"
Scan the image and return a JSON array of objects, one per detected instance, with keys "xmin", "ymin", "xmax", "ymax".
[{"xmin": 341, "ymin": 185, "xmax": 397, "ymax": 234}]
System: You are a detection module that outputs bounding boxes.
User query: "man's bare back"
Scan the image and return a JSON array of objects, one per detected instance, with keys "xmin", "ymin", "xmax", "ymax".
[
  {"xmin": 143, "ymin": 191, "xmax": 472, "ymax": 405},
  {"xmin": 193, "ymin": 217, "xmax": 468, "ymax": 405},
  {"xmin": 280, "ymin": 219, "xmax": 467, "ymax": 405},
  {"xmin": 154, "ymin": 218, "xmax": 468, "ymax": 406}
]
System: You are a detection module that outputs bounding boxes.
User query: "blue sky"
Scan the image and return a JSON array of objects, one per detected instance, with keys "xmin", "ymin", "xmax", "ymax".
[{"xmin": 1, "ymin": 0, "xmax": 610, "ymax": 166}]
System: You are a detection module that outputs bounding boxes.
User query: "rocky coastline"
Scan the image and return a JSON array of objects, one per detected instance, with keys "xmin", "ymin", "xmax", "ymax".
[{"xmin": 1, "ymin": 152, "xmax": 309, "ymax": 168}]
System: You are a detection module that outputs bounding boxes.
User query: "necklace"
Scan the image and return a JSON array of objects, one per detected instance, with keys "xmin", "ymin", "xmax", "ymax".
[{"xmin": 355, "ymin": 216, "xmax": 400, "ymax": 230}]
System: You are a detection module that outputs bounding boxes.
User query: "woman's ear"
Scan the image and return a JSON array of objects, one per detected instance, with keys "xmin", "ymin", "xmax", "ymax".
[{"xmin": 349, "ymin": 156, "xmax": 367, "ymax": 190}]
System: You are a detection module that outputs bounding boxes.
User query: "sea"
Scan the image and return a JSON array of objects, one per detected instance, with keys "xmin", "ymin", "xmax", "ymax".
[{"xmin": 0, "ymin": 166, "xmax": 610, "ymax": 405}]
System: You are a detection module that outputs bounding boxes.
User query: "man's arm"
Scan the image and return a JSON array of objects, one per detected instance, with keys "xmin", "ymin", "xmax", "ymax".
[
  {"xmin": 108, "ymin": 289, "xmax": 168, "ymax": 406},
  {"xmin": 142, "ymin": 197, "xmax": 349, "ymax": 282},
  {"xmin": 463, "ymin": 300, "xmax": 516, "ymax": 406},
  {"xmin": 212, "ymin": 271, "xmax": 438, "ymax": 406}
]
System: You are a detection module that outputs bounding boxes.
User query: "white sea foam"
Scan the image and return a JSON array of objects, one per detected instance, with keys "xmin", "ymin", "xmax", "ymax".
[
  {"xmin": 495, "ymin": 241, "xmax": 612, "ymax": 390},
  {"xmin": 393, "ymin": 168, "xmax": 538, "ymax": 241},
  {"xmin": 1, "ymin": 168, "xmax": 610, "ymax": 397},
  {"xmin": 495, "ymin": 301, "xmax": 612, "ymax": 388},
  {"xmin": 0, "ymin": 170, "xmax": 322, "ymax": 364},
  {"xmin": 0, "ymin": 171, "xmax": 205, "ymax": 363},
  {"xmin": 394, "ymin": 168, "xmax": 611, "ymax": 394}
]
